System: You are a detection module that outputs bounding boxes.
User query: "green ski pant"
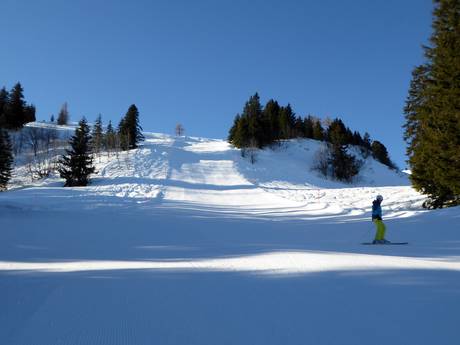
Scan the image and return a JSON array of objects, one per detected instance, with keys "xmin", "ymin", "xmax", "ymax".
[{"xmin": 373, "ymin": 219, "xmax": 386, "ymax": 240}]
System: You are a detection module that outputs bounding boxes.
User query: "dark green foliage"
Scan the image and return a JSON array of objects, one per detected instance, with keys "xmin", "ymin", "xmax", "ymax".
[
  {"xmin": 58, "ymin": 118, "xmax": 95, "ymax": 187},
  {"xmin": 403, "ymin": 0, "xmax": 460, "ymax": 207},
  {"xmin": 294, "ymin": 116, "xmax": 305, "ymax": 137},
  {"xmin": 312, "ymin": 119, "xmax": 325, "ymax": 141},
  {"xmin": 105, "ymin": 120, "xmax": 117, "ymax": 151},
  {"xmin": 327, "ymin": 118, "xmax": 348, "ymax": 146},
  {"xmin": 371, "ymin": 141, "xmax": 396, "ymax": 169},
  {"xmin": 263, "ymin": 99, "xmax": 281, "ymax": 142},
  {"xmin": 0, "ymin": 88, "xmax": 9, "ymax": 127},
  {"xmin": 0, "ymin": 83, "xmax": 35, "ymax": 129},
  {"xmin": 92, "ymin": 114, "xmax": 104, "ymax": 154},
  {"xmin": 329, "ymin": 144, "xmax": 361, "ymax": 182},
  {"xmin": 0, "ymin": 129, "xmax": 13, "ymax": 190},
  {"xmin": 228, "ymin": 94, "xmax": 267, "ymax": 149},
  {"xmin": 279, "ymin": 104, "xmax": 296, "ymax": 139},
  {"xmin": 303, "ymin": 116, "xmax": 314, "ymax": 139},
  {"xmin": 228, "ymin": 93, "xmax": 395, "ymax": 176},
  {"xmin": 118, "ymin": 104, "xmax": 144, "ymax": 150}
]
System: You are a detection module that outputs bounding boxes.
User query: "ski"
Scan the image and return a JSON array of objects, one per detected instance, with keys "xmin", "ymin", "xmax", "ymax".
[{"xmin": 361, "ymin": 242, "xmax": 408, "ymax": 245}]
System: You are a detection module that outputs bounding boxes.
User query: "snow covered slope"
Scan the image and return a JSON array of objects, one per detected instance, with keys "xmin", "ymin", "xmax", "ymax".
[
  {"xmin": 8, "ymin": 130, "xmax": 424, "ymax": 218},
  {"xmin": 1, "ymin": 129, "xmax": 459, "ymax": 345}
]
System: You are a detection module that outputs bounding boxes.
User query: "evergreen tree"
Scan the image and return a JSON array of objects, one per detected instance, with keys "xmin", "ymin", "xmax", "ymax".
[
  {"xmin": 371, "ymin": 140, "xmax": 395, "ymax": 169},
  {"xmin": 0, "ymin": 83, "xmax": 35, "ymax": 129},
  {"xmin": 228, "ymin": 93, "xmax": 267, "ymax": 149},
  {"xmin": 263, "ymin": 99, "xmax": 281, "ymax": 142},
  {"xmin": 0, "ymin": 129, "xmax": 13, "ymax": 190},
  {"xmin": 6, "ymin": 83, "xmax": 26, "ymax": 129},
  {"xmin": 312, "ymin": 119, "xmax": 325, "ymax": 141},
  {"xmin": 351, "ymin": 131, "xmax": 364, "ymax": 146},
  {"xmin": 279, "ymin": 104, "xmax": 296, "ymax": 139},
  {"xmin": 58, "ymin": 118, "xmax": 95, "ymax": 187},
  {"xmin": 117, "ymin": 117, "xmax": 128, "ymax": 150},
  {"xmin": 303, "ymin": 116, "xmax": 314, "ymax": 139},
  {"xmin": 327, "ymin": 118, "xmax": 348, "ymax": 145},
  {"xmin": 0, "ymin": 88, "xmax": 9, "ymax": 127},
  {"xmin": 118, "ymin": 104, "xmax": 144, "ymax": 150},
  {"xmin": 329, "ymin": 144, "xmax": 361, "ymax": 183},
  {"xmin": 23, "ymin": 105, "xmax": 36, "ymax": 124},
  {"xmin": 403, "ymin": 0, "xmax": 460, "ymax": 207},
  {"xmin": 228, "ymin": 114, "xmax": 240, "ymax": 144},
  {"xmin": 57, "ymin": 102, "xmax": 70, "ymax": 125},
  {"xmin": 91, "ymin": 114, "xmax": 104, "ymax": 155},
  {"xmin": 105, "ymin": 120, "xmax": 116, "ymax": 151},
  {"xmin": 362, "ymin": 132, "xmax": 372, "ymax": 150},
  {"xmin": 50, "ymin": 114, "xmax": 55, "ymax": 123},
  {"xmin": 294, "ymin": 116, "xmax": 305, "ymax": 137},
  {"xmin": 244, "ymin": 93, "xmax": 266, "ymax": 147}
]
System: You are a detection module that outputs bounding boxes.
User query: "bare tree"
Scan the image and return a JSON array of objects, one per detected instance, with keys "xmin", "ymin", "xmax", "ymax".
[
  {"xmin": 57, "ymin": 102, "xmax": 69, "ymax": 125},
  {"xmin": 242, "ymin": 138, "xmax": 258, "ymax": 164},
  {"xmin": 313, "ymin": 145, "xmax": 331, "ymax": 177},
  {"xmin": 175, "ymin": 123, "xmax": 184, "ymax": 136}
]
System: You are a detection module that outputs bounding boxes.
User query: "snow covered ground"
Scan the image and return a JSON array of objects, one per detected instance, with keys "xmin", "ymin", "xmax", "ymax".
[{"xmin": 1, "ymin": 129, "xmax": 459, "ymax": 345}]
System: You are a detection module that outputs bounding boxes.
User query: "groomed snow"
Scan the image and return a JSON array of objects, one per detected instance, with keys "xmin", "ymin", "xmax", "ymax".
[{"xmin": 1, "ymin": 127, "xmax": 459, "ymax": 345}]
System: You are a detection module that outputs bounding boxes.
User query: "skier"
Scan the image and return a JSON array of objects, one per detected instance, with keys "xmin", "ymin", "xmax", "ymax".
[{"xmin": 371, "ymin": 195, "xmax": 389, "ymax": 244}]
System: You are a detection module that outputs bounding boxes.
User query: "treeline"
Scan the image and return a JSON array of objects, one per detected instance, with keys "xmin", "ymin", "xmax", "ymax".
[
  {"xmin": 228, "ymin": 93, "xmax": 396, "ymax": 177},
  {"xmin": 403, "ymin": 0, "xmax": 460, "ymax": 208},
  {"xmin": 0, "ymin": 99, "xmax": 144, "ymax": 190}
]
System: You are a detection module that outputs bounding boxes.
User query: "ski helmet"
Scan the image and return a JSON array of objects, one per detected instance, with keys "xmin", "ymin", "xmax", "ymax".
[{"xmin": 376, "ymin": 195, "xmax": 383, "ymax": 202}]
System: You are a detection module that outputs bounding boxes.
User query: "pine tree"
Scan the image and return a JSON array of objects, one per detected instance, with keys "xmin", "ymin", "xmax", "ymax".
[
  {"xmin": 6, "ymin": 83, "xmax": 26, "ymax": 129},
  {"xmin": 58, "ymin": 118, "xmax": 95, "ymax": 187},
  {"xmin": 92, "ymin": 114, "xmax": 104, "ymax": 155},
  {"xmin": 23, "ymin": 105, "xmax": 36, "ymax": 124},
  {"xmin": 371, "ymin": 140, "xmax": 395, "ymax": 169},
  {"xmin": 228, "ymin": 114, "xmax": 240, "ymax": 144},
  {"xmin": 362, "ymin": 132, "xmax": 372, "ymax": 150},
  {"xmin": 294, "ymin": 116, "xmax": 305, "ymax": 137},
  {"xmin": 327, "ymin": 118, "xmax": 348, "ymax": 145},
  {"xmin": 244, "ymin": 93, "xmax": 265, "ymax": 147},
  {"xmin": 279, "ymin": 104, "xmax": 296, "ymax": 139},
  {"xmin": 303, "ymin": 116, "xmax": 314, "ymax": 139},
  {"xmin": 229, "ymin": 93, "xmax": 267, "ymax": 149},
  {"xmin": 312, "ymin": 119, "xmax": 325, "ymax": 141},
  {"xmin": 351, "ymin": 131, "xmax": 364, "ymax": 146},
  {"xmin": 263, "ymin": 99, "xmax": 281, "ymax": 142},
  {"xmin": 0, "ymin": 88, "xmax": 9, "ymax": 127},
  {"xmin": 118, "ymin": 104, "xmax": 144, "ymax": 150},
  {"xmin": 0, "ymin": 129, "xmax": 13, "ymax": 190},
  {"xmin": 117, "ymin": 117, "xmax": 128, "ymax": 150},
  {"xmin": 329, "ymin": 144, "xmax": 361, "ymax": 183},
  {"xmin": 57, "ymin": 102, "xmax": 70, "ymax": 125},
  {"xmin": 403, "ymin": 0, "xmax": 460, "ymax": 207},
  {"xmin": 105, "ymin": 120, "xmax": 116, "ymax": 151}
]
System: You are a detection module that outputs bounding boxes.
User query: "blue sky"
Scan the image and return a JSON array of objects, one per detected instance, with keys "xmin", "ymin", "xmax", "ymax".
[{"xmin": 1, "ymin": 0, "xmax": 432, "ymax": 167}]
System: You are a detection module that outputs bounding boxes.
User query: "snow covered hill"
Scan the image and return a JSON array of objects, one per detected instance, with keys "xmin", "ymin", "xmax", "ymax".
[
  {"xmin": 8, "ymin": 128, "xmax": 424, "ymax": 218},
  {"xmin": 1, "ymin": 126, "xmax": 459, "ymax": 345}
]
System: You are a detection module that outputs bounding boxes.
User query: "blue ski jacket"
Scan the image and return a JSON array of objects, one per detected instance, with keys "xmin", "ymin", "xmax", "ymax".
[{"xmin": 372, "ymin": 200, "xmax": 382, "ymax": 220}]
